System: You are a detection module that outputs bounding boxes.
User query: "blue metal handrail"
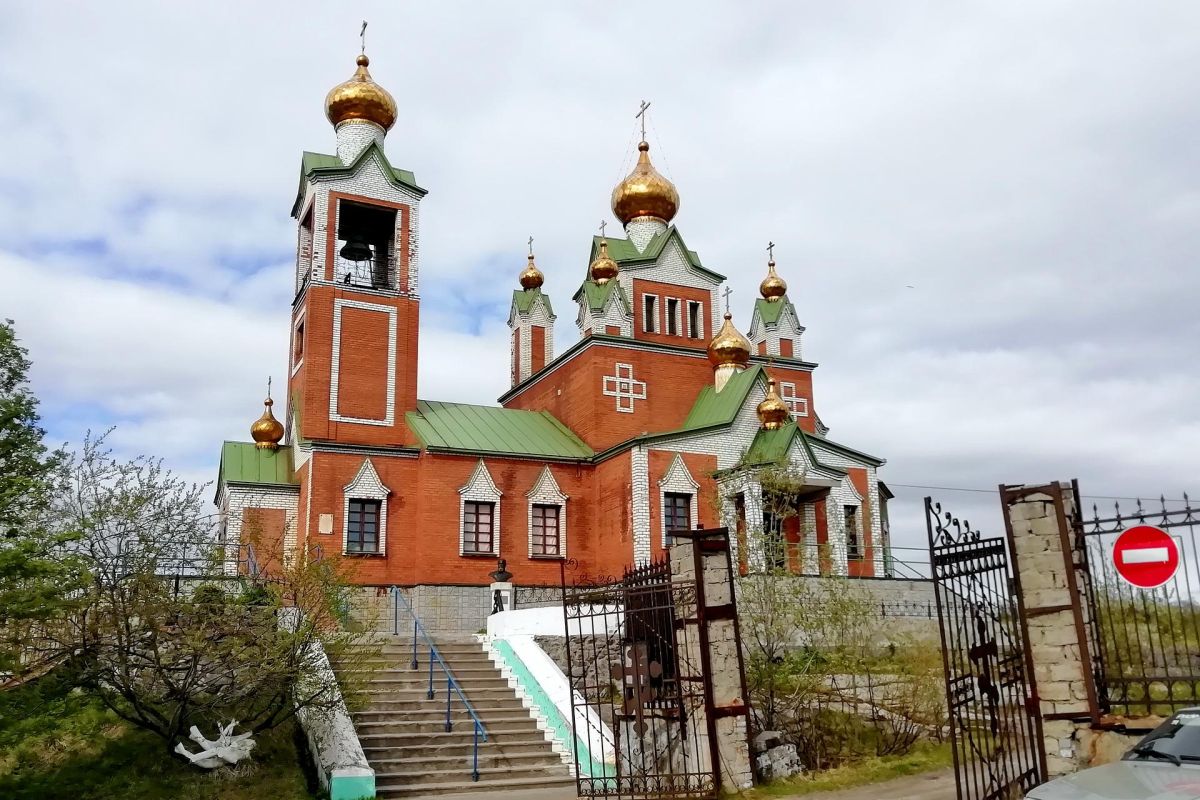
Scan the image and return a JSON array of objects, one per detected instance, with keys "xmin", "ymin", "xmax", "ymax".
[{"xmin": 389, "ymin": 586, "xmax": 489, "ymax": 781}]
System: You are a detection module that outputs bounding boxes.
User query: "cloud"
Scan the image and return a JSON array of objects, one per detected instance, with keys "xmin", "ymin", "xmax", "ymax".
[{"xmin": 2, "ymin": 1, "xmax": 1198, "ymax": 550}]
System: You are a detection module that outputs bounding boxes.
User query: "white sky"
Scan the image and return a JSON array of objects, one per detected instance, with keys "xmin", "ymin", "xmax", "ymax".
[{"xmin": 1, "ymin": 2, "xmax": 1197, "ymax": 558}]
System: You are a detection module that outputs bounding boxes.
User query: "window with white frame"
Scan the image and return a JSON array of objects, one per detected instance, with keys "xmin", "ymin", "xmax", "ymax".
[
  {"xmin": 291, "ymin": 314, "xmax": 306, "ymax": 374},
  {"xmin": 659, "ymin": 454, "xmax": 700, "ymax": 547},
  {"xmin": 643, "ymin": 294, "xmax": 658, "ymax": 333},
  {"xmin": 666, "ymin": 298, "xmax": 680, "ymax": 336},
  {"xmin": 462, "ymin": 501, "xmax": 496, "ymax": 554},
  {"xmin": 779, "ymin": 382, "xmax": 809, "ymax": 417},
  {"xmin": 341, "ymin": 459, "xmax": 390, "ymax": 556},
  {"xmin": 527, "ymin": 465, "xmax": 568, "ymax": 558},
  {"xmin": 459, "ymin": 459, "xmax": 502, "ymax": 557},
  {"xmin": 531, "ymin": 505, "xmax": 561, "ymax": 556},
  {"xmin": 346, "ymin": 499, "xmax": 381, "ymax": 553},
  {"xmin": 687, "ymin": 301, "xmax": 703, "ymax": 339},
  {"xmin": 845, "ymin": 504, "xmax": 863, "ymax": 560}
]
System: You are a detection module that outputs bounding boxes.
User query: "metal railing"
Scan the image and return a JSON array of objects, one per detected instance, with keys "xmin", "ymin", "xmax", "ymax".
[{"xmin": 389, "ymin": 586, "xmax": 489, "ymax": 781}]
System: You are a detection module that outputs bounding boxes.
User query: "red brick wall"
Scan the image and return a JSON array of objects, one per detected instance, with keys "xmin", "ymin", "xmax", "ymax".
[
  {"xmin": 504, "ymin": 343, "xmax": 714, "ymax": 451},
  {"xmin": 779, "ymin": 338, "xmax": 793, "ymax": 358},
  {"xmin": 337, "ymin": 306, "xmax": 390, "ymax": 420},
  {"xmin": 846, "ymin": 468, "xmax": 875, "ymax": 577},
  {"xmin": 531, "ymin": 326, "xmax": 546, "ymax": 374},
  {"xmin": 241, "ymin": 507, "xmax": 287, "ymax": 576},
  {"xmin": 761, "ymin": 365, "xmax": 817, "ymax": 434}
]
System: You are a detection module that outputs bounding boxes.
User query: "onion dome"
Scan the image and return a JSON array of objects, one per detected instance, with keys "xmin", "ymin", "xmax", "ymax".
[
  {"xmin": 611, "ymin": 141, "xmax": 679, "ymax": 225},
  {"xmin": 519, "ymin": 253, "xmax": 544, "ymax": 290},
  {"xmin": 589, "ymin": 238, "xmax": 619, "ymax": 285},
  {"xmin": 760, "ymin": 259, "xmax": 787, "ymax": 302},
  {"xmin": 707, "ymin": 312, "xmax": 751, "ymax": 368},
  {"xmin": 325, "ymin": 54, "xmax": 397, "ymax": 131},
  {"xmin": 757, "ymin": 378, "xmax": 791, "ymax": 430},
  {"xmin": 250, "ymin": 395, "xmax": 285, "ymax": 451}
]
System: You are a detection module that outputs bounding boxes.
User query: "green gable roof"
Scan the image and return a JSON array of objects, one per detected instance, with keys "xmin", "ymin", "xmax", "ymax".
[
  {"xmin": 572, "ymin": 279, "xmax": 632, "ymax": 314},
  {"xmin": 587, "ymin": 227, "xmax": 725, "ymax": 282},
  {"xmin": 681, "ymin": 366, "xmax": 765, "ymax": 430},
  {"xmin": 511, "ymin": 287, "xmax": 554, "ymax": 316},
  {"xmin": 754, "ymin": 297, "xmax": 795, "ymax": 326},
  {"xmin": 294, "ymin": 143, "xmax": 427, "ymax": 215},
  {"xmin": 743, "ymin": 423, "xmax": 797, "ymax": 465},
  {"xmin": 406, "ymin": 401, "xmax": 593, "ymax": 460},
  {"xmin": 218, "ymin": 441, "xmax": 297, "ymax": 491}
]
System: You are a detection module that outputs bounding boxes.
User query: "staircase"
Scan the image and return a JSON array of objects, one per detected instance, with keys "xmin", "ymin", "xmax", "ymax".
[{"xmin": 348, "ymin": 635, "xmax": 576, "ymax": 798}]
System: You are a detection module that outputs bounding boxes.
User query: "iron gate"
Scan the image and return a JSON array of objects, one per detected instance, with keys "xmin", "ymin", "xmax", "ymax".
[
  {"xmin": 1075, "ymin": 488, "xmax": 1200, "ymax": 717},
  {"xmin": 926, "ymin": 497, "xmax": 1046, "ymax": 800},
  {"xmin": 561, "ymin": 557, "xmax": 716, "ymax": 799}
]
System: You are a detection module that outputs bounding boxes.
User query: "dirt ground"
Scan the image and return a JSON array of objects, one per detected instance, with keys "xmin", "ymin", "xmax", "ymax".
[{"xmin": 773, "ymin": 767, "xmax": 956, "ymax": 800}]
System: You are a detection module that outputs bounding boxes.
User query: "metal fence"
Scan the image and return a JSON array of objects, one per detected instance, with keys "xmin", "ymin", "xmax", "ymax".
[{"xmin": 1076, "ymin": 493, "xmax": 1200, "ymax": 716}]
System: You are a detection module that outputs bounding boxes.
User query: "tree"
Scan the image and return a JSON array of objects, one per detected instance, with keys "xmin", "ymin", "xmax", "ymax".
[
  {"xmin": 34, "ymin": 438, "xmax": 376, "ymax": 757},
  {"xmin": 0, "ymin": 319, "xmax": 86, "ymax": 676}
]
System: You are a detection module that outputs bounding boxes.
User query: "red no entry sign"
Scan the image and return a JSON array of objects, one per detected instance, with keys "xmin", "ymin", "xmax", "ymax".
[{"xmin": 1112, "ymin": 525, "xmax": 1180, "ymax": 589}]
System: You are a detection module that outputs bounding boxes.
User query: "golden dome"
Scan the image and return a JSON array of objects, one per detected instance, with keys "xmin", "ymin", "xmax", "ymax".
[
  {"xmin": 251, "ymin": 396, "xmax": 285, "ymax": 451},
  {"xmin": 707, "ymin": 312, "xmax": 751, "ymax": 368},
  {"xmin": 325, "ymin": 54, "xmax": 397, "ymax": 131},
  {"xmin": 589, "ymin": 238, "xmax": 619, "ymax": 285},
  {"xmin": 611, "ymin": 141, "xmax": 679, "ymax": 225},
  {"xmin": 757, "ymin": 378, "xmax": 791, "ymax": 430},
  {"xmin": 760, "ymin": 259, "xmax": 787, "ymax": 302},
  {"xmin": 519, "ymin": 254, "xmax": 544, "ymax": 290}
]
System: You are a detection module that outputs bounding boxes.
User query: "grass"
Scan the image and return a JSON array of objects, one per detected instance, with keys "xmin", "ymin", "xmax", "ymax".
[
  {"xmin": 745, "ymin": 741, "xmax": 954, "ymax": 798},
  {"xmin": 0, "ymin": 668, "xmax": 316, "ymax": 800}
]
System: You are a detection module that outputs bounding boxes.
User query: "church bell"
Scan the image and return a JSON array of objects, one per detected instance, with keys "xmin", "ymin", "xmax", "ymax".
[{"xmin": 339, "ymin": 231, "xmax": 373, "ymax": 263}]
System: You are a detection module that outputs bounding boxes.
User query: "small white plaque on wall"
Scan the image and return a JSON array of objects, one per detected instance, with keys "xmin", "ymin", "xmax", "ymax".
[{"xmin": 318, "ymin": 514, "xmax": 334, "ymax": 535}]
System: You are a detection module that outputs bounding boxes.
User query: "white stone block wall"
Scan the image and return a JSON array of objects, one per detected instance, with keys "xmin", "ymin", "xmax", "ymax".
[
  {"xmin": 631, "ymin": 445, "xmax": 651, "ymax": 564},
  {"xmin": 335, "ymin": 120, "xmax": 385, "ymax": 164}
]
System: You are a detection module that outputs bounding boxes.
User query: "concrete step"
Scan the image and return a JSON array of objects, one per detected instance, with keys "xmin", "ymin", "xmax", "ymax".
[
  {"xmin": 370, "ymin": 749, "xmax": 564, "ymax": 772},
  {"xmin": 356, "ymin": 717, "xmax": 540, "ymax": 735},
  {"xmin": 375, "ymin": 773, "xmax": 575, "ymax": 799},
  {"xmin": 362, "ymin": 697, "xmax": 528, "ymax": 714},
  {"xmin": 361, "ymin": 686, "xmax": 520, "ymax": 702},
  {"xmin": 354, "ymin": 708, "xmax": 535, "ymax": 725},
  {"xmin": 360, "ymin": 728, "xmax": 547, "ymax": 750},
  {"xmin": 364, "ymin": 675, "xmax": 513, "ymax": 690}
]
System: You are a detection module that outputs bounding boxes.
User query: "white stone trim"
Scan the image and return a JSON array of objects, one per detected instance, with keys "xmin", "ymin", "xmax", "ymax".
[
  {"xmin": 642, "ymin": 293, "xmax": 660, "ymax": 333},
  {"xmin": 602, "ymin": 362, "xmax": 647, "ymax": 413},
  {"xmin": 341, "ymin": 458, "xmax": 390, "ymax": 556},
  {"xmin": 631, "ymin": 446, "xmax": 651, "ymax": 565},
  {"xmin": 686, "ymin": 299, "xmax": 705, "ymax": 340},
  {"xmin": 459, "ymin": 460, "xmax": 502, "ymax": 557},
  {"xmin": 328, "ymin": 298, "xmax": 397, "ymax": 426},
  {"xmin": 526, "ymin": 465, "xmax": 568, "ymax": 559},
  {"xmin": 657, "ymin": 453, "xmax": 700, "ymax": 547}
]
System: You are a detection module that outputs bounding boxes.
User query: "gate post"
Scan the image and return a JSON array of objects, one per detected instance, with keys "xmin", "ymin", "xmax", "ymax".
[
  {"xmin": 1001, "ymin": 481, "xmax": 1100, "ymax": 778},
  {"xmin": 670, "ymin": 527, "xmax": 754, "ymax": 793}
]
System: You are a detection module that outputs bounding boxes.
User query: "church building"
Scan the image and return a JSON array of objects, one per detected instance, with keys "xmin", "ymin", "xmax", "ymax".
[{"xmin": 215, "ymin": 52, "xmax": 891, "ymax": 629}]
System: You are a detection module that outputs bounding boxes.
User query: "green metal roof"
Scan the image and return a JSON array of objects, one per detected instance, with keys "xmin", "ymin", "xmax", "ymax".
[
  {"xmin": 511, "ymin": 287, "xmax": 554, "ymax": 316},
  {"xmin": 587, "ymin": 227, "xmax": 725, "ymax": 282},
  {"xmin": 218, "ymin": 441, "xmax": 298, "ymax": 489},
  {"xmin": 681, "ymin": 366, "xmax": 765, "ymax": 430},
  {"xmin": 754, "ymin": 297, "xmax": 795, "ymax": 326},
  {"xmin": 744, "ymin": 423, "xmax": 797, "ymax": 465},
  {"xmin": 294, "ymin": 143, "xmax": 427, "ymax": 215},
  {"xmin": 406, "ymin": 401, "xmax": 593, "ymax": 460},
  {"xmin": 572, "ymin": 279, "xmax": 632, "ymax": 314}
]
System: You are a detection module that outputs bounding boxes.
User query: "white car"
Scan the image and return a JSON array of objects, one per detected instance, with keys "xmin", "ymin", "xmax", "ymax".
[{"xmin": 1026, "ymin": 708, "xmax": 1200, "ymax": 799}]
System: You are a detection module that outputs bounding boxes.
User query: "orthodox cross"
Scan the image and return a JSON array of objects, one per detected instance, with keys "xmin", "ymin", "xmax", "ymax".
[
  {"xmin": 527, "ymin": 235, "xmax": 534, "ymax": 256},
  {"xmin": 635, "ymin": 100, "xmax": 651, "ymax": 141},
  {"xmin": 767, "ymin": 241, "xmax": 775, "ymax": 261},
  {"xmin": 360, "ymin": 20, "xmax": 368, "ymax": 53},
  {"xmin": 266, "ymin": 376, "xmax": 272, "ymax": 399},
  {"xmin": 722, "ymin": 285, "xmax": 733, "ymax": 315},
  {"xmin": 598, "ymin": 220, "xmax": 608, "ymax": 238}
]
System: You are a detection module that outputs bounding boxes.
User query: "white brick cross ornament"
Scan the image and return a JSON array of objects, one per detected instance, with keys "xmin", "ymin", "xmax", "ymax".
[
  {"xmin": 779, "ymin": 382, "xmax": 808, "ymax": 417},
  {"xmin": 602, "ymin": 363, "xmax": 647, "ymax": 413}
]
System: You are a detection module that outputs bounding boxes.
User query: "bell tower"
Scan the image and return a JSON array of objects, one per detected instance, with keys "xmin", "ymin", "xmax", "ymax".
[{"xmin": 288, "ymin": 51, "xmax": 427, "ymax": 447}]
